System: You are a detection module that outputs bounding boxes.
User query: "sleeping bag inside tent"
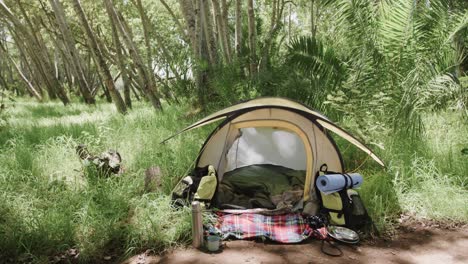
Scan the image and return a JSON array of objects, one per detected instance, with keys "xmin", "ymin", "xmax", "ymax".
[{"xmin": 165, "ymin": 97, "xmax": 384, "ymax": 231}]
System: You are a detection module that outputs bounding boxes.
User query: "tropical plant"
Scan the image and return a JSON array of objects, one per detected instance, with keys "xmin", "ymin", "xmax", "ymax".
[{"xmin": 284, "ymin": 36, "xmax": 346, "ymax": 111}]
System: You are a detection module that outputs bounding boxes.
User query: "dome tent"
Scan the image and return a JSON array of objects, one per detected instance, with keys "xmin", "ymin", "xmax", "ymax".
[{"xmin": 164, "ymin": 97, "xmax": 384, "ymax": 209}]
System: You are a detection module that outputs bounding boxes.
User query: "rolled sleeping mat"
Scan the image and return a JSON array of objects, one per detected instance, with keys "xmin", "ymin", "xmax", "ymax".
[{"xmin": 316, "ymin": 173, "xmax": 363, "ymax": 194}]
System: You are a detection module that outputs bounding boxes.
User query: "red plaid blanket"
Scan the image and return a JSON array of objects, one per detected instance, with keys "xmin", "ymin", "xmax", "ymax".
[{"xmin": 215, "ymin": 213, "xmax": 313, "ymax": 243}]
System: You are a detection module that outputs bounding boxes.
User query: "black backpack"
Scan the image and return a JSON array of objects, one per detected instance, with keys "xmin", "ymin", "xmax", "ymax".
[
  {"xmin": 171, "ymin": 165, "xmax": 218, "ymax": 207},
  {"xmin": 315, "ymin": 164, "xmax": 374, "ymax": 232}
]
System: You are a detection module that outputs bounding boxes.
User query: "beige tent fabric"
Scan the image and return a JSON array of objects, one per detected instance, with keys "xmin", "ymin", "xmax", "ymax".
[
  {"xmin": 166, "ymin": 98, "xmax": 385, "ymax": 208},
  {"xmin": 197, "ymin": 108, "xmax": 345, "ymax": 201},
  {"xmin": 316, "ymin": 120, "xmax": 384, "ymax": 166},
  {"xmin": 162, "ymin": 98, "xmax": 330, "ymax": 141},
  {"xmin": 198, "ymin": 123, "xmax": 230, "ymax": 170},
  {"xmin": 164, "ymin": 97, "xmax": 384, "ymax": 167},
  {"xmin": 311, "ymin": 125, "xmax": 342, "ymax": 172}
]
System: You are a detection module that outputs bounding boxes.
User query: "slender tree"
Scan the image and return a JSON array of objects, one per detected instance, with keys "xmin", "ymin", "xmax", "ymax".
[
  {"xmin": 259, "ymin": 0, "xmax": 287, "ymax": 71},
  {"xmin": 0, "ymin": 41, "xmax": 43, "ymax": 101},
  {"xmin": 160, "ymin": 0, "xmax": 187, "ymax": 42},
  {"xmin": 104, "ymin": 0, "xmax": 162, "ymax": 110},
  {"xmin": 200, "ymin": 0, "xmax": 218, "ymax": 65},
  {"xmin": 235, "ymin": 0, "xmax": 242, "ymax": 57},
  {"xmin": 220, "ymin": 0, "xmax": 231, "ymax": 55},
  {"xmin": 71, "ymin": 0, "xmax": 127, "ymax": 114},
  {"xmin": 247, "ymin": 0, "xmax": 257, "ymax": 75},
  {"xmin": 109, "ymin": 8, "xmax": 132, "ymax": 109},
  {"xmin": 0, "ymin": 0, "xmax": 70, "ymax": 104},
  {"xmin": 49, "ymin": 0, "xmax": 95, "ymax": 104},
  {"xmin": 16, "ymin": 0, "xmax": 71, "ymax": 103},
  {"xmin": 212, "ymin": 0, "xmax": 231, "ymax": 63},
  {"xmin": 134, "ymin": 0, "xmax": 155, "ymax": 78}
]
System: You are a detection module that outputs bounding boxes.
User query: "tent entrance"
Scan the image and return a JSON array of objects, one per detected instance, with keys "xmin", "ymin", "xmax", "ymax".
[{"xmin": 223, "ymin": 120, "xmax": 314, "ymax": 201}]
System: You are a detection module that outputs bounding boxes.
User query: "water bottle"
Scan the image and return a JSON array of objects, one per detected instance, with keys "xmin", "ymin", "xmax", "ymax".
[{"xmin": 191, "ymin": 201, "xmax": 204, "ymax": 248}]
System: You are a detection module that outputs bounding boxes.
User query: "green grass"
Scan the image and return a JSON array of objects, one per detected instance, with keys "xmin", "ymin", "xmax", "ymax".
[
  {"xmin": 0, "ymin": 99, "xmax": 466, "ymax": 262},
  {"xmin": 0, "ymin": 100, "xmax": 205, "ymax": 262},
  {"xmin": 346, "ymin": 110, "xmax": 468, "ymax": 231}
]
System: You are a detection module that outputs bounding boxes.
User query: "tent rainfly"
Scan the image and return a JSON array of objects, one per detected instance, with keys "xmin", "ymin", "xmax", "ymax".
[{"xmin": 163, "ymin": 97, "xmax": 384, "ymax": 203}]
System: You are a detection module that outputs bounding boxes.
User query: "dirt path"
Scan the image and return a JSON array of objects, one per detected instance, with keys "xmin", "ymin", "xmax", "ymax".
[{"xmin": 123, "ymin": 226, "xmax": 468, "ymax": 264}]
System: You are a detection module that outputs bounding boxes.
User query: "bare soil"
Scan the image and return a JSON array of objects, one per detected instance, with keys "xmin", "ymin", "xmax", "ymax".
[{"xmin": 123, "ymin": 223, "xmax": 468, "ymax": 264}]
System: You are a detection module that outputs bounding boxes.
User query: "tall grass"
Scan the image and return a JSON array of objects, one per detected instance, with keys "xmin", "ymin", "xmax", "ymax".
[
  {"xmin": 0, "ymin": 100, "xmax": 205, "ymax": 262},
  {"xmin": 0, "ymin": 99, "xmax": 466, "ymax": 262},
  {"xmin": 347, "ymin": 110, "xmax": 468, "ymax": 231}
]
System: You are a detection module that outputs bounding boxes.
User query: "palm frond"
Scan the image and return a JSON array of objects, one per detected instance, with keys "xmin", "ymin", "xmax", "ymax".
[
  {"xmin": 445, "ymin": 11, "xmax": 468, "ymax": 44},
  {"xmin": 378, "ymin": 0, "xmax": 422, "ymax": 62},
  {"xmin": 286, "ymin": 36, "xmax": 345, "ymax": 84},
  {"xmin": 334, "ymin": 0, "xmax": 379, "ymax": 49}
]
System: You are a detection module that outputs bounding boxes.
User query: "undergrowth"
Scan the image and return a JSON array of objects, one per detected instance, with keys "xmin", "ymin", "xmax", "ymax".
[
  {"xmin": 0, "ymin": 100, "xmax": 204, "ymax": 262},
  {"xmin": 342, "ymin": 110, "xmax": 468, "ymax": 232},
  {"xmin": 0, "ymin": 100, "xmax": 466, "ymax": 262}
]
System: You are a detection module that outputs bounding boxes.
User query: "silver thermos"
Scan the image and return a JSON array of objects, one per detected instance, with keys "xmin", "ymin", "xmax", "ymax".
[{"xmin": 191, "ymin": 201, "xmax": 204, "ymax": 248}]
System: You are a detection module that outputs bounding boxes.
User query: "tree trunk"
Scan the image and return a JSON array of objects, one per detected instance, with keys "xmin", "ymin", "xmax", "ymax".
[
  {"xmin": 104, "ymin": 0, "xmax": 162, "ymax": 110},
  {"xmin": 235, "ymin": 0, "xmax": 242, "ymax": 56},
  {"xmin": 15, "ymin": 0, "xmax": 70, "ymax": 104},
  {"xmin": 50, "ymin": 34, "xmax": 76, "ymax": 92},
  {"xmin": 311, "ymin": 0, "xmax": 316, "ymax": 38},
  {"xmin": 155, "ymin": 34, "xmax": 183, "ymax": 82},
  {"xmin": 160, "ymin": 0, "xmax": 188, "ymax": 42},
  {"xmin": 124, "ymin": 73, "xmax": 132, "ymax": 107},
  {"xmin": 99, "ymin": 76, "xmax": 113, "ymax": 103},
  {"xmin": 288, "ymin": 3, "xmax": 291, "ymax": 41},
  {"xmin": 0, "ymin": 73, "xmax": 9, "ymax": 93},
  {"xmin": 212, "ymin": 0, "xmax": 222, "ymax": 53},
  {"xmin": 10, "ymin": 31, "xmax": 43, "ymax": 95},
  {"xmin": 220, "ymin": 0, "xmax": 231, "ymax": 56},
  {"xmin": 0, "ymin": 1, "xmax": 70, "ymax": 103},
  {"xmin": 135, "ymin": 0, "xmax": 154, "ymax": 78},
  {"xmin": 201, "ymin": 0, "xmax": 218, "ymax": 65},
  {"xmin": 196, "ymin": 0, "xmax": 211, "ymax": 106},
  {"xmin": 247, "ymin": 0, "xmax": 257, "ymax": 75},
  {"xmin": 179, "ymin": 0, "xmax": 198, "ymax": 55},
  {"xmin": 6, "ymin": 19, "xmax": 56, "ymax": 99},
  {"xmin": 212, "ymin": 0, "xmax": 231, "ymax": 63},
  {"xmin": 109, "ymin": 9, "xmax": 132, "ymax": 109},
  {"xmin": 259, "ymin": 0, "xmax": 285, "ymax": 71},
  {"xmin": 135, "ymin": 0, "xmax": 179, "ymax": 96},
  {"xmin": 0, "ymin": 31, "xmax": 11, "ymax": 92},
  {"xmin": 0, "ymin": 41, "xmax": 43, "ymax": 101},
  {"xmin": 130, "ymin": 82, "xmax": 142, "ymax": 101},
  {"xmin": 72, "ymin": 0, "xmax": 127, "ymax": 114},
  {"xmin": 179, "ymin": 0, "xmax": 214, "ymax": 108},
  {"xmin": 49, "ymin": 0, "xmax": 95, "ymax": 104}
]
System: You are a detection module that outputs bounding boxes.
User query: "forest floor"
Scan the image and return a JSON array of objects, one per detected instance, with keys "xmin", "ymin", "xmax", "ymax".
[{"xmin": 124, "ymin": 222, "xmax": 468, "ymax": 264}]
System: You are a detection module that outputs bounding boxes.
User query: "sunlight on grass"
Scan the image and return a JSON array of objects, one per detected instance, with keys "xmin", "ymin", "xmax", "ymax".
[
  {"xmin": 396, "ymin": 158, "xmax": 468, "ymax": 220},
  {"xmin": 423, "ymin": 112, "xmax": 468, "ymax": 186},
  {"xmin": 0, "ymin": 100, "xmax": 466, "ymax": 261},
  {"xmin": 33, "ymin": 136, "xmax": 86, "ymax": 189},
  {"xmin": 0, "ymin": 100, "xmax": 208, "ymax": 260},
  {"xmin": 8, "ymin": 101, "xmax": 115, "ymax": 128},
  {"xmin": 127, "ymin": 195, "xmax": 191, "ymax": 252}
]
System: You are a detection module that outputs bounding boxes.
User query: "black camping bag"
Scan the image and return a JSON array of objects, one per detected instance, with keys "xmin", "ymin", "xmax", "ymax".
[
  {"xmin": 172, "ymin": 165, "xmax": 218, "ymax": 207},
  {"xmin": 171, "ymin": 166, "xmax": 209, "ymax": 207},
  {"xmin": 315, "ymin": 164, "xmax": 373, "ymax": 231}
]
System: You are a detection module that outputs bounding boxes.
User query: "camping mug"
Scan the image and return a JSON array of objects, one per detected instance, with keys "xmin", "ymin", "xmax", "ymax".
[{"xmin": 206, "ymin": 235, "xmax": 220, "ymax": 252}]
